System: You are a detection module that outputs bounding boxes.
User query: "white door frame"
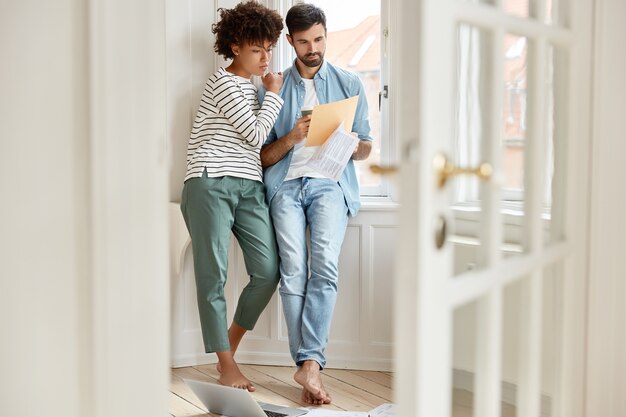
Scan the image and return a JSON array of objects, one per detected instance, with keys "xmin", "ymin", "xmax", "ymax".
[
  {"xmin": 88, "ymin": 1, "xmax": 170, "ymax": 416},
  {"xmin": 586, "ymin": 0, "xmax": 626, "ymax": 416}
]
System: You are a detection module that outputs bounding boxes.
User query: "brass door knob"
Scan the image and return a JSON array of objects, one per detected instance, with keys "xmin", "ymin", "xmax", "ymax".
[
  {"xmin": 369, "ymin": 164, "xmax": 399, "ymax": 176},
  {"xmin": 433, "ymin": 152, "xmax": 492, "ymax": 189}
]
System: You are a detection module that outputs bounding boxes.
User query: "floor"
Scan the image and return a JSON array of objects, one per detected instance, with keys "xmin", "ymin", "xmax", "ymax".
[{"xmin": 169, "ymin": 364, "xmax": 516, "ymax": 416}]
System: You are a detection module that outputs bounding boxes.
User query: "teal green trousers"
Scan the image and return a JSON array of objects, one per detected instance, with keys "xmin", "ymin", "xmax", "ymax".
[{"xmin": 180, "ymin": 174, "xmax": 280, "ymax": 353}]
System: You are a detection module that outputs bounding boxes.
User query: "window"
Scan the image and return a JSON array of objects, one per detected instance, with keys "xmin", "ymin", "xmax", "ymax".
[
  {"xmin": 453, "ymin": 26, "xmax": 531, "ymax": 207},
  {"xmin": 274, "ymin": 0, "xmax": 391, "ymax": 198},
  {"xmin": 453, "ymin": 19, "xmax": 554, "ymax": 212}
]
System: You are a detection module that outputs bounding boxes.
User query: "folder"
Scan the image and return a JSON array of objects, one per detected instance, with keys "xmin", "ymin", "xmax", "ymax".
[{"xmin": 305, "ymin": 96, "xmax": 359, "ymax": 146}]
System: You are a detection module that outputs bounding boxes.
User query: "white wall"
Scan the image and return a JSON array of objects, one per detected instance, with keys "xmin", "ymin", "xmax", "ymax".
[
  {"xmin": 168, "ymin": 0, "xmax": 242, "ymax": 202},
  {"xmin": 586, "ymin": 0, "xmax": 626, "ymax": 416},
  {"xmin": 169, "ymin": 0, "xmax": 215, "ymax": 201},
  {"xmin": 0, "ymin": 3, "xmax": 90, "ymax": 416}
]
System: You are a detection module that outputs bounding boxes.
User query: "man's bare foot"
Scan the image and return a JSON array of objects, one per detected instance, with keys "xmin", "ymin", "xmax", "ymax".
[
  {"xmin": 301, "ymin": 387, "xmax": 327, "ymax": 405},
  {"xmin": 294, "ymin": 361, "xmax": 331, "ymax": 404},
  {"xmin": 217, "ymin": 360, "xmax": 255, "ymax": 391}
]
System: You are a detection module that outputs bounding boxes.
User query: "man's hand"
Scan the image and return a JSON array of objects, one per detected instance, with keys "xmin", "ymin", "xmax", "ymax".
[
  {"xmin": 261, "ymin": 115, "xmax": 311, "ymax": 168},
  {"xmin": 288, "ymin": 115, "xmax": 311, "ymax": 145},
  {"xmin": 351, "ymin": 139, "xmax": 372, "ymax": 161}
]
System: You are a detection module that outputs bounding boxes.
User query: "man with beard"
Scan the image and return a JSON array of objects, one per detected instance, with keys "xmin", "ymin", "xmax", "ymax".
[{"xmin": 260, "ymin": 3, "xmax": 372, "ymax": 406}]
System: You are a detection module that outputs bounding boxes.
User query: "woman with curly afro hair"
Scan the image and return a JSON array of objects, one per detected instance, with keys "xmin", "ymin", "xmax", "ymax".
[{"xmin": 180, "ymin": 1, "xmax": 284, "ymax": 391}]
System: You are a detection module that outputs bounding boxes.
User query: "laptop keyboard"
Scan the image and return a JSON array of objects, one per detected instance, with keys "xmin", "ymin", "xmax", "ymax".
[{"xmin": 263, "ymin": 410, "xmax": 288, "ymax": 417}]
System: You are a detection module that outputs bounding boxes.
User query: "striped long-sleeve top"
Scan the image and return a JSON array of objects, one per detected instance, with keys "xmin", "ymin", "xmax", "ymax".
[{"xmin": 184, "ymin": 67, "xmax": 284, "ymax": 183}]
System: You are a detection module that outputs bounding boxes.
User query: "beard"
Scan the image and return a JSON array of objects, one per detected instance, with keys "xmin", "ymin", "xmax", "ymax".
[{"xmin": 300, "ymin": 52, "xmax": 324, "ymax": 68}]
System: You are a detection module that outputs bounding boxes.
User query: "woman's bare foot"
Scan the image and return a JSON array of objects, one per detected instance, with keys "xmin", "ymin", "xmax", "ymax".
[
  {"xmin": 216, "ymin": 351, "xmax": 255, "ymax": 391},
  {"xmin": 294, "ymin": 361, "xmax": 331, "ymax": 404},
  {"xmin": 216, "ymin": 323, "xmax": 247, "ymax": 375},
  {"xmin": 218, "ymin": 361, "xmax": 255, "ymax": 391}
]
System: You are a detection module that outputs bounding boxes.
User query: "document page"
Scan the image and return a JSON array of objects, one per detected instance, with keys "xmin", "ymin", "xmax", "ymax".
[
  {"xmin": 303, "ymin": 403, "xmax": 395, "ymax": 417},
  {"xmin": 368, "ymin": 403, "xmax": 396, "ymax": 417},
  {"xmin": 306, "ymin": 123, "xmax": 359, "ymax": 181},
  {"xmin": 304, "ymin": 410, "xmax": 368, "ymax": 417},
  {"xmin": 305, "ymin": 96, "xmax": 359, "ymax": 146}
]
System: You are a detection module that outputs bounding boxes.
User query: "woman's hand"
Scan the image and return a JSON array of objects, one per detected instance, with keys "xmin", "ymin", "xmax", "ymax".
[{"xmin": 262, "ymin": 72, "xmax": 283, "ymax": 94}]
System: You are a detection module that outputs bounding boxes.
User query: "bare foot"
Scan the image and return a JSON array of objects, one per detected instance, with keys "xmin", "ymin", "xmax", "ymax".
[
  {"xmin": 217, "ymin": 360, "xmax": 255, "ymax": 391},
  {"xmin": 301, "ymin": 387, "xmax": 326, "ymax": 405},
  {"xmin": 294, "ymin": 361, "xmax": 331, "ymax": 404},
  {"xmin": 216, "ymin": 323, "xmax": 247, "ymax": 375}
]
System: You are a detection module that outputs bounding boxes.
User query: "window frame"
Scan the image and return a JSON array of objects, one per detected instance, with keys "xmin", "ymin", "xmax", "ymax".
[{"xmin": 265, "ymin": 0, "xmax": 395, "ymax": 200}]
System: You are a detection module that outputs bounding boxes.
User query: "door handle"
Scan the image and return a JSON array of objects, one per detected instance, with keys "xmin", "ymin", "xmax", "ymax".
[
  {"xmin": 369, "ymin": 142, "xmax": 417, "ymax": 177},
  {"xmin": 378, "ymin": 85, "xmax": 388, "ymax": 111},
  {"xmin": 433, "ymin": 152, "xmax": 492, "ymax": 189},
  {"xmin": 369, "ymin": 164, "xmax": 398, "ymax": 176}
]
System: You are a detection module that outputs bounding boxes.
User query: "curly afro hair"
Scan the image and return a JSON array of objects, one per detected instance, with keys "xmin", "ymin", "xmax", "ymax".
[{"xmin": 212, "ymin": 1, "xmax": 284, "ymax": 60}]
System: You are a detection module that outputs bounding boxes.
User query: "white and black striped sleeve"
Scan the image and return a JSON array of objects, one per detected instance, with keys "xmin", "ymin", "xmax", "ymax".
[{"xmin": 211, "ymin": 74, "xmax": 283, "ymax": 148}]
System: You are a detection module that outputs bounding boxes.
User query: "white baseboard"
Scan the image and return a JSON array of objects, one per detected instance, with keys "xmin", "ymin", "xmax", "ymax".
[{"xmin": 171, "ymin": 350, "xmax": 392, "ymax": 371}]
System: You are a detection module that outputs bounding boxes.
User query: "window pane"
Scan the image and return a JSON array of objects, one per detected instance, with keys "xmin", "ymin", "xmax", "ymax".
[
  {"xmin": 502, "ymin": 33, "xmax": 527, "ymax": 199},
  {"xmin": 546, "ymin": 0, "xmax": 571, "ymax": 27},
  {"xmin": 545, "ymin": 0, "xmax": 555, "ymax": 24},
  {"xmin": 505, "ymin": 0, "xmax": 529, "ymax": 18},
  {"xmin": 306, "ymin": 0, "xmax": 383, "ymax": 194},
  {"xmin": 461, "ymin": 0, "xmax": 496, "ymax": 5},
  {"xmin": 453, "ymin": 24, "xmax": 490, "ymax": 207}
]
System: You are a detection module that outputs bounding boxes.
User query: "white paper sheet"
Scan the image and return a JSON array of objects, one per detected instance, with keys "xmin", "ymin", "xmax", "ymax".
[
  {"xmin": 368, "ymin": 403, "xmax": 396, "ymax": 417},
  {"xmin": 303, "ymin": 409, "xmax": 369, "ymax": 417},
  {"xmin": 306, "ymin": 122, "xmax": 359, "ymax": 181}
]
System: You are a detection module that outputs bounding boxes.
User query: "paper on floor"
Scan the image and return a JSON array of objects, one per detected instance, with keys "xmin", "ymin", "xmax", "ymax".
[
  {"xmin": 303, "ymin": 402, "xmax": 396, "ymax": 417},
  {"xmin": 368, "ymin": 403, "xmax": 396, "ymax": 417},
  {"xmin": 303, "ymin": 409, "xmax": 368, "ymax": 417}
]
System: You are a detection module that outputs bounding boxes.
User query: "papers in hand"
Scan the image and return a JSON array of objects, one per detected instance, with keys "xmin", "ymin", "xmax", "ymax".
[
  {"xmin": 306, "ymin": 122, "xmax": 359, "ymax": 182},
  {"xmin": 305, "ymin": 96, "xmax": 359, "ymax": 147}
]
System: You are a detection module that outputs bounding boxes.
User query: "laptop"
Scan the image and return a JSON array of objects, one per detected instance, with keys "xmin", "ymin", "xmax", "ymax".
[{"xmin": 184, "ymin": 378, "xmax": 309, "ymax": 417}]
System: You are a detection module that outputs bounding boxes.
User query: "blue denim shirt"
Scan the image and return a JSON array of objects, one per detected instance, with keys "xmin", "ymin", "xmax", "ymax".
[{"xmin": 260, "ymin": 60, "xmax": 372, "ymax": 216}]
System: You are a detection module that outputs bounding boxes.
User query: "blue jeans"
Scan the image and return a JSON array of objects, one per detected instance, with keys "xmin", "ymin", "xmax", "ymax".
[{"xmin": 270, "ymin": 178, "xmax": 349, "ymax": 369}]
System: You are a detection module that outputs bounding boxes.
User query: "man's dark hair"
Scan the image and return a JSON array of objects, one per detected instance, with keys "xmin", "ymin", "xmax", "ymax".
[
  {"xmin": 212, "ymin": 1, "xmax": 283, "ymax": 59},
  {"xmin": 285, "ymin": 3, "xmax": 327, "ymax": 35}
]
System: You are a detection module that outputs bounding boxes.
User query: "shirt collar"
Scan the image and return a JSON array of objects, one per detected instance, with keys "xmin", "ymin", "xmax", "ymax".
[{"xmin": 290, "ymin": 59, "xmax": 328, "ymax": 83}]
